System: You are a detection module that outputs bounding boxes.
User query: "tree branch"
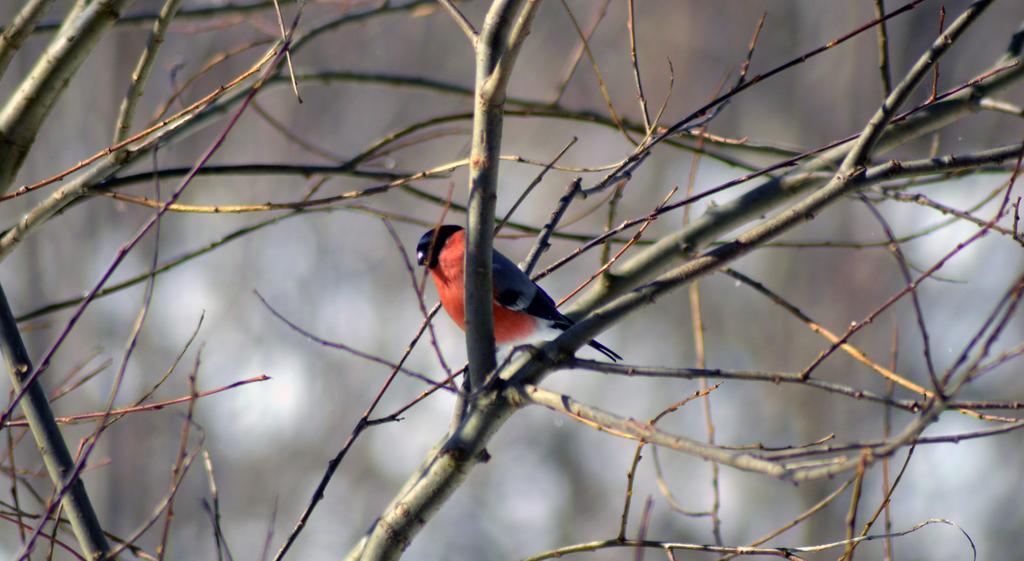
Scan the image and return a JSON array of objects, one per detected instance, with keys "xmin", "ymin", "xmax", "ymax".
[
  {"xmin": 0, "ymin": 0, "xmax": 55, "ymax": 79},
  {"xmin": 112, "ymin": 0, "xmax": 185, "ymax": 144},
  {"xmin": 0, "ymin": 285, "xmax": 114, "ymax": 560},
  {"xmin": 0, "ymin": 0, "xmax": 136, "ymax": 193},
  {"xmin": 565, "ymin": 5, "xmax": 1021, "ymax": 317},
  {"xmin": 513, "ymin": 385, "xmax": 789, "ymax": 477},
  {"xmin": 436, "ymin": 0, "xmax": 478, "ymax": 44},
  {"xmin": 464, "ymin": 0, "xmax": 538, "ymax": 390}
]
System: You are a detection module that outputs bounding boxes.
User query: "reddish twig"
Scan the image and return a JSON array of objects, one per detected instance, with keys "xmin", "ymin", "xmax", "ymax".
[{"xmin": 4, "ymin": 376, "xmax": 269, "ymax": 427}]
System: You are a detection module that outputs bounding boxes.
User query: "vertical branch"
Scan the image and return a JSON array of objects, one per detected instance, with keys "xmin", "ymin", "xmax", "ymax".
[
  {"xmin": 113, "ymin": 0, "xmax": 185, "ymax": 144},
  {"xmin": 346, "ymin": 4, "xmax": 544, "ymax": 559},
  {"xmin": 0, "ymin": 285, "xmax": 114, "ymax": 560},
  {"xmin": 156, "ymin": 354, "xmax": 201, "ymax": 561},
  {"xmin": 930, "ymin": 7, "xmax": 946, "ymax": 102},
  {"xmin": 688, "ymin": 282, "xmax": 723, "ymax": 545},
  {"xmin": 882, "ymin": 325, "xmax": 898, "ymax": 561},
  {"xmin": 464, "ymin": 0, "xmax": 539, "ymax": 390},
  {"xmin": 871, "ymin": 0, "xmax": 894, "ymax": 97},
  {"xmin": 626, "ymin": 0, "xmax": 651, "ymax": 132},
  {"xmin": 618, "ymin": 442, "xmax": 644, "ymax": 541},
  {"xmin": 683, "ymin": 125, "xmax": 722, "ymax": 545},
  {"xmin": 840, "ymin": 452, "xmax": 868, "ymax": 561}
]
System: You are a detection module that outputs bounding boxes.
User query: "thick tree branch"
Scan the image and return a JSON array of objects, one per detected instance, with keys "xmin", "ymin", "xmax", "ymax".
[
  {"xmin": 0, "ymin": 285, "xmax": 114, "ymax": 560},
  {"xmin": 0, "ymin": 0, "xmax": 55, "ymax": 79},
  {"xmin": 545, "ymin": 141, "xmax": 1023, "ymax": 374},
  {"xmin": 464, "ymin": 0, "xmax": 539, "ymax": 390},
  {"xmin": 0, "ymin": 0, "xmax": 136, "ymax": 193},
  {"xmin": 345, "ymin": 391, "xmax": 518, "ymax": 561},
  {"xmin": 346, "ymin": 26, "xmax": 1020, "ymax": 549},
  {"xmin": 513, "ymin": 385, "xmax": 788, "ymax": 477}
]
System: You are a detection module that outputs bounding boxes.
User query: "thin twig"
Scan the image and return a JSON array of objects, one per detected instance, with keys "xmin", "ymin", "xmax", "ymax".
[
  {"xmin": 557, "ymin": 0, "xmax": 633, "ymax": 143},
  {"xmin": 270, "ymin": 312, "xmax": 441, "ymax": 561},
  {"xmin": 557, "ymin": 186, "xmax": 675, "ymax": 305},
  {"xmin": 551, "ymin": 0, "xmax": 611, "ymax": 105},
  {"xmin": 930, "ymin": 7, "xmax": 946, "ymax": 102},
  {"xmin": 521, "ymin": 178, "xmax": 582, "ymax": 275},
  {"xmin": 626, "ymin": 0, "xmax": 650, "ymax": 132},
  {"xmin": 381, "ymin": 219, "xmax": 454, "ymax": 382},
  {"xmin": 103, "ymin": 426, "xmax": 206, "ymax": 560},
  {"xmin": 113, "ymin": 0, "xmax": 185, "ymax": 144},
  {"xmin": 437, "ymin": 0, "xmax": 479, "ymax": 43},
  {"xmin": 4, "ymin": 376, "xmax": 269, "ymax": 427},
  {"xmin": 521, "ymin": 518, "xmax": 975, "ymax": 561},
  {"xmin": 271, "ymin": 0, "xmax": 303, "ymax": 102},
  {"xmin": 872, "ymin": 0, "xmax": 894, "ymax": 96},
  {"xmin": 850, "ymin": 447, "xmax": 916, "ymax": 561},
  {"xmin": 255, "ymin": 292, "xmax": 449, "ymax": 390},
  {"xmin": 496, "ymin": 137, "xmax": 578, "ymax": 235},
  {"xmin": 840, "ymin": 451, "xmax": 868, "ymax": 561},
  {"xmin": 857, "ymin": 195, "xmax": 939, "ymax": 391},
  {"xmin": 156, "ymin": 352, "xmax": 202, "ymax": 561},
  {"xmin": 715, "ymin": 479, "xmax": 853, "ymax": 561}
]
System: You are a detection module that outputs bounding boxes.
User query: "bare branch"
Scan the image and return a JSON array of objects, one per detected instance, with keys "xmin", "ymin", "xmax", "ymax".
[
  {"xmin": 113, "ymin": 0, "xmax": 185, "ymax": 144},
  {"xmin": 0, "ymin": 46, "xmax": 278, "ymax": 262},
  {"xmin": 567, "ymin": 1, "xmax": 1021, "ymax": 316},
  {"xmin": 0, "ymin": 285, "xmax": 114, "ymax": 559},
  {"xmin": 514, "ymin": 385, "xmax": 787, "ymax": 477},
  {"xmin": 0, "ymin": 0, "xmax": 55, "ymax": 79},
  {"xmin": 4, "ymin": 376, "xmax": 269, "ymax": 427},
  {"xmin": 521, "ymin": 519, "xmax": 975, "ymax": 561},
  {"xmin": 437, "ymin": 0, "xmax": 479, "ymax": 43},
  {"xmin": 626, "ymin": 0, "xmax": 650, "ymax": 132},
  {"xmin": 520, "ymin": 177, "xmax": 582, "ymax": 275},
  {"xmin": 464, "ymin": 0, "xmax": 540, "ymax": 390},
  {"xmin": 0, "ymin": 0, "xmax": 136, "ymax": 193}
]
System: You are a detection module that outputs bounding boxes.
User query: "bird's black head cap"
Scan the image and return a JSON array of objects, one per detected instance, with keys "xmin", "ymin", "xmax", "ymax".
[{"xmin": 416, "ymin": 225, "xmax": 463, "ymax": 268}]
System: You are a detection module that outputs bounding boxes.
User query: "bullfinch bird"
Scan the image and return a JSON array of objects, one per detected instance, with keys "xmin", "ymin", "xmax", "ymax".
[{"xmin": 416, "ymin": 225, "xmax": 622, "ymax": 361}]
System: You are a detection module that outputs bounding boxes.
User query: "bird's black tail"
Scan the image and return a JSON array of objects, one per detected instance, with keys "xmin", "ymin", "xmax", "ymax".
[{"xmin": 587, "ymin": 339, "xmax": 622, "ymax": 362}]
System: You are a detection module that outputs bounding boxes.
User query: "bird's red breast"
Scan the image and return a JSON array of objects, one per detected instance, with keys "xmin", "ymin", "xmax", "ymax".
[{"xmin": 429, "ymin": 230, "xmax": 538, "ymax": 343}]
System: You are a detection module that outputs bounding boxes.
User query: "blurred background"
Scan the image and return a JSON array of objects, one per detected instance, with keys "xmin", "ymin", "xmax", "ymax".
[{"xmin": 1, "ymin": 0, "xmax": 1023, "ymax": 559}]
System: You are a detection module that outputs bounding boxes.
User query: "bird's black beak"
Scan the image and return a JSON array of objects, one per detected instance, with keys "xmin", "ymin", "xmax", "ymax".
[{"xmin": 416, "ymin": 250, "xmax": 427, "ymax": 266}]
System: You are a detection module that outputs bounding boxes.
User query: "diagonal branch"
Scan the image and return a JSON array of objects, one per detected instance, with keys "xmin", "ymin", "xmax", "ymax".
[
  {"xmin": 0, "ymin": 0, "xmax": 136, "ymax": 193},
  {"xmin": 0, "ymin": 285, "xmax": 114, "ymax": 560},
  {"xmin": 437, "ymin": 0, "xmax": 479, "ymax": 44},
  {"xmin": 0, "ymin": 0, "xmax": 56, "ymax": 79}
]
